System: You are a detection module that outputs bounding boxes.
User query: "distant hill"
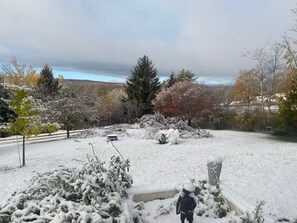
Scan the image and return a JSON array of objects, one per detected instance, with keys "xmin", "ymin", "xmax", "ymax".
[
  {"xmin": 63, "ymin": 79, "xmax": 124, "ymax": 97},
  {"xmin": 64, "ymin": 78, "xmax": 123, "ymax": 85},
  {"xmin": 62, "ymin": 79, "xmax": 234, "ymax": 98}
]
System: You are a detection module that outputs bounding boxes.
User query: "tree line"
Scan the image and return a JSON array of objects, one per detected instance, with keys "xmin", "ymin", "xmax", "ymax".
[
  {"xmin": 1, "ymin": 52, "xmax": 295, "ymax": 136},
  {"xmin": 0, "ymin": 55, "xmax": 296, "ymax": 166}
]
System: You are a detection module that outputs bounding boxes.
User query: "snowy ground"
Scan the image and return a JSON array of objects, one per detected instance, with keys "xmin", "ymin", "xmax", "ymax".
[{"xmin": 0, "ymin": 129, "xmax": 296, "ymax": 222}]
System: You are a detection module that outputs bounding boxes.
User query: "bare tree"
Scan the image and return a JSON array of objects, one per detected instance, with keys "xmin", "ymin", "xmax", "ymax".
[
  {"xmin": 45, "ymin": 88, "xmax": 99, "ymax": 138},
  {"xmin": 244, "ymin": 41, "xmax": 271, "ymax": 110},
  {"xmin": 213, "ymin": 86, "xmax": 233, "ymax": 110},
  {"xmin": 97, "ymin": 88, "xmax": 141, "ymax": 125},
  {"xmin": 282, "ymin": 34, "xmax": 297, "ymax": 69},
  {"xmin": 265, "ymin": 44, "xmax": 284, "ymax": 121},
  {"xmin": 244, "ymin": 42, "xmax": 284, "ymax": 124}
]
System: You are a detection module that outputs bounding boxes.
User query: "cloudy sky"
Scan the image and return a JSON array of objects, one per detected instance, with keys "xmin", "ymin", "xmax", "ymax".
[{"xmin": 0, "ymin": 0, "xmax": 296, "ymax": 84}]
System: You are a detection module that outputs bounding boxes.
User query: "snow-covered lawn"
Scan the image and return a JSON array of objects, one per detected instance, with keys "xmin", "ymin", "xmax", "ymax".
[{"xmin": 0, "ymin": 129, "xmax": 296, "ymax": 222}]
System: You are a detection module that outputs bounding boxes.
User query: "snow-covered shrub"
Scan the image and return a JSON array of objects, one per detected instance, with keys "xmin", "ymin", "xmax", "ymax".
[
  {"xmin": 0, "ymin": 156, "xmax": 132, "ymax": 223},
  {"xmin": 167, "ymin": 129, "xmax": 179, "ymax": 144},
  {"xmin": 139, "ymin": 115, "xmax": 189, "ymax": 130},
  {"xmin": 74, "ymin": 115, "xmax": 213, "ymax": 140},
  {"xmin": 241, "ymin": 201, "xmax": 265, "ymax": 223},
  {"xmin": 71, "ymin": 129, "xmax": 101, "ymax": 139},
  {"xmin": 192, "ymin": 180, "xmax": 230, "ymax": 218},
  {"xmin": 139, "ymin": 115, "xmax": 213, "ymax": 139}
]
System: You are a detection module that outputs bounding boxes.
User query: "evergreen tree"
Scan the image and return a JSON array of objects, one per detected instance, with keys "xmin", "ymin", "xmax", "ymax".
[
  {"xmin": 163, "ymin": 69, "xmax": 197, "ymax": 89},
  {"xmin": 0, "ymin": 85, "xmax": 16, "ymax": 129},
  {"xmin": 175, "ymin": 69, "xmax": 197, "ymax": 82},
  {"xmin": 164, "ymin": 72, "xmax": 177, "ymax": 88},
  {"xmin": 37, "ymin": 64, "xmax": 60, "ymax": 98},
  {"xmin": 125, "ymin": 55, "xmax": 160, "ymax": 114},
  {"xmin": 276, "ymin": 70, "xmax": 297, "ymax": 134}
]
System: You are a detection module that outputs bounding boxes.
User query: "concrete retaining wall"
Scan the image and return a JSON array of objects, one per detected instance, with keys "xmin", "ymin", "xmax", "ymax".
[
  {"xmin": 128, "ymin": 185, "xmax": 246, "ymax": 215},
  {"xmin": 128, "ymin": 184, "xmax": 274, "ymax": 222},
  {"xmin": 128, "ymin": 185, "xmax": 178, "ymax": 203},
  {"xmin": 133, "ymin": 189, "xmax": 178, "ymax": 203}
]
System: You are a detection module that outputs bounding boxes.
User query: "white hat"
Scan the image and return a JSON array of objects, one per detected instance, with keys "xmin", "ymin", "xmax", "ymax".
[{"xmin": 183, "ymin": 183, "xmax": 195, "ymax": 192}]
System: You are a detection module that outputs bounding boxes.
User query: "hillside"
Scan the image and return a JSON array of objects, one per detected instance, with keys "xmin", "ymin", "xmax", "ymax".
[{"xmin": 63, "ymin": 79, "xmax": 124, "ymax": 97}]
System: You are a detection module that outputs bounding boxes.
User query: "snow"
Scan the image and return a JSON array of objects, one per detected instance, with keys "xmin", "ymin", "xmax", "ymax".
[
  {"xmin": 0, "ymin": 128, "xmax": 297, "ymax": 222},
  {"xmin": 207, "ymin": 156, "xmax": 223, "ymax": 165}
]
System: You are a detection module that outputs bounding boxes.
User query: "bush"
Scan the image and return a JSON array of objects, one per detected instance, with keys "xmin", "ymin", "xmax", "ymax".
[
  {"xmin": 191, "ymin": 109, "xmax": 237, "ymax": 130},
  {"xmin": 0, "ymin": 156, "xmax": 132, "ymax": 223},
  {"xmin": 192, "ymin": 180, "xmax": 229, "ymax": 218},
  {"xmin": 232, "ymin": 109, "xmax": 269, "ymax": 132},
  {"xmin": 273, "ymin": 72, "xmax": 297, "ymax": 135}
]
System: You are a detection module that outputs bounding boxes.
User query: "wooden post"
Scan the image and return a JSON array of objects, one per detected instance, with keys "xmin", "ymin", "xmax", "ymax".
[{"xmin": 22, "ymin": 135, "xmax": 25, "ymax": 167}]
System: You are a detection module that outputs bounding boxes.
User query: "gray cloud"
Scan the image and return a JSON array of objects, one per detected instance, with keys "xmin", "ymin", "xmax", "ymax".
[{"xmin": 0, "ymin": 0, "xmax": 296, "ymax": 83}]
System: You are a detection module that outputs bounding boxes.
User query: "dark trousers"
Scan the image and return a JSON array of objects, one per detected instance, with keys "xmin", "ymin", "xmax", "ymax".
[{"xmin": 180, "ymin": 212, "xmax": 193, "ymax": 223}]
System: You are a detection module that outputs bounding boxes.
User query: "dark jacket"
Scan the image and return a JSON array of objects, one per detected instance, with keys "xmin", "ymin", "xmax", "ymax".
[{"xmin": 176, "ymin": 189, "xmax": 196, "ymax": 215}]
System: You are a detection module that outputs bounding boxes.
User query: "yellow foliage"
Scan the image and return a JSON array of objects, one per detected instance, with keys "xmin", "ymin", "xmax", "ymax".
[
  {"xmin": 230, "ymin": 69, "xmax": 258, "ymax": 105},
  {"xmin": 25, "ymin": 71, "xmax": 40, "ymax": 86},
  {"xmin": 58, "ymin": 75, "xmax": 65, "ymax": 86},
  {"xmin": 3, "ymin": 71, "xmax": 40, "ymax": 87},
  {"xmin": 2, "ymin": 57, "xmax": 40, "ymax": 87}
]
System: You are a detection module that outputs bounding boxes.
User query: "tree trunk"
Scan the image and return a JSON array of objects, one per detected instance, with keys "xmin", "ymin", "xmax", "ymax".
[
  {"xmin": 247, "ymin": 98, "xmax": 250, "ymax": 109},
  {"xmin": 267, "ymin": 94, "xmax": 272, "ymax": 125},
  {"xmin": 188, "ymin": 118, "xmax": 192, "ymax": 126},
  {"xmin": 22, "ymin": 135, "xmax": 25, "ymax": 167},
  {"xmin": 67, "ymin": 124, "xmax": 70, "ymax": 138},
  {"xmin": 260, "ymin": 79, "xmax": 265, "ymax": 110}
]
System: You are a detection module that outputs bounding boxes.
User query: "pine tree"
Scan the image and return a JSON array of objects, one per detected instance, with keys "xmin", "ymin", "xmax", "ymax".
[
  {"xmin": 37, "ymin": 64, "xmax": 60, "ymax": 97},
  {"xmin": 164, "ymin": 72, "xmax": 177, "ymax": 88},
  {"xmin": 163, "ymin": 69, "xmax": 197, "ymax": 89},
  {"xmin": 125, "ymin": 55, "xmax": 160, "ymax": 114},
  {"xmin": 175, "ymin": 69, "xmax": 197, "ymax": 82}
]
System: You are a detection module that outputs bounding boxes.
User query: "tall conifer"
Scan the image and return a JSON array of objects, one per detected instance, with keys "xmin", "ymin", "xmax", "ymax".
[
  {"xmin": 125, "ymin": 55, "xmax": 160, "ymax": 114},
  {"xmin": 37, "ymin": 64, "xmax": 59, "ymax": 97}
]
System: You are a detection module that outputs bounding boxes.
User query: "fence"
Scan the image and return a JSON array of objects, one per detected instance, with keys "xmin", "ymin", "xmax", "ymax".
[{"xmin": 0, "ymin": 130, "xmax": 85, "ymax": 146}]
